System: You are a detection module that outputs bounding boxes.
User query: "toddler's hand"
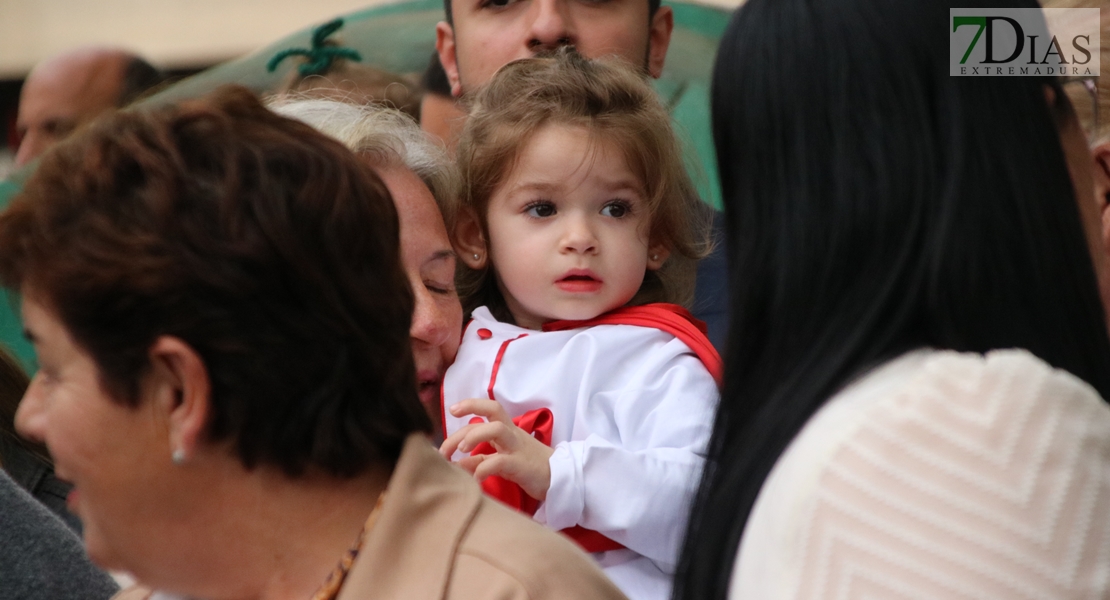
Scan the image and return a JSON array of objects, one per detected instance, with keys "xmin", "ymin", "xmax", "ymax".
[{"xmin": 440, "ymin": 398, "xmax": 555, "ymax": 501}]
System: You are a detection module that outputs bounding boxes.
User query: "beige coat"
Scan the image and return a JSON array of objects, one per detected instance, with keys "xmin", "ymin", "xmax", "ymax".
[{"xmin": 114, "ymin": 434, "xmax": 628, "ymax": 600}]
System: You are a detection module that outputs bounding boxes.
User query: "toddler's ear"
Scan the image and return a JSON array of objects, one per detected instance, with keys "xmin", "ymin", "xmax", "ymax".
[
  {"xmin": 647, "ymin": 243, "xmax": 670, "ymax": 271},
  {"xmin": 455, "ymin": 207, "xmax": 489, "ymax": 269}
]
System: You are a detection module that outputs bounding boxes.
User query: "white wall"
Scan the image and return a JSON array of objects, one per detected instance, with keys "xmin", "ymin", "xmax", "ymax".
[
  {"xmin": 0, "ymin": 0, "xmax": 405, "ymax": 78},
  {"xmin": 0, "ymin": 0, "xmax": 743, "ymax": 79}
]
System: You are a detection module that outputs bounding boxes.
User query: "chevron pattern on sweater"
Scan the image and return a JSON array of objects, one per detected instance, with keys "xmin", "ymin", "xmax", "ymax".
[{"xmin": 792, "ymin": 351, "xmax": 1110, "ymax": 600}]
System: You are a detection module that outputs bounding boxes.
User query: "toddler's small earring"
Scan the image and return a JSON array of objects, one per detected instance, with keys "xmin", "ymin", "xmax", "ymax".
[
  {"xmin": 473, "ymin": 253, "xmax": 480, "ymax": 261},
  {"xmin": 651, "ymin": 254, "xmax": 659, "ymax": 261},
  {"xmin": 171, "ymin": 448, "xmax": 186, "ymax": 465}
]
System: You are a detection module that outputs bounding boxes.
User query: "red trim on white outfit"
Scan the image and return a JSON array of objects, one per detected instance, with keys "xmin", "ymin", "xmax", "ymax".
[
  {"xmin": 487, "ymin": 334, "xmax": 528, "ymax": 400},
  {"xmin": 442, "ymin": 319, "xmax": 480, "ymax": 441}
]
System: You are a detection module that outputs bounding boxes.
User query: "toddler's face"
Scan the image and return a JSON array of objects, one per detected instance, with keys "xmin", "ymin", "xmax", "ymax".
[{"xmin": 484, "ymin": 124, "xmax": 665, "ymax": 329}]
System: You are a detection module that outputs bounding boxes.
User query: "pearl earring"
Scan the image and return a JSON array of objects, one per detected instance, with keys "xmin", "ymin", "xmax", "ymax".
[
  {"xmin": 473, "ymin": 253, "xmax": 480, "ymax": 261},
  {"xmin": 651, "ymin": 254, "xmax": 659, "ymax": 261},
  {"xmin": 172, "ymin": 448, "xmax": 186, "ymax": 465}
]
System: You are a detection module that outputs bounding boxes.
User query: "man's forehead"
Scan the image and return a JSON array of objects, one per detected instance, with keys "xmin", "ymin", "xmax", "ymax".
[
  {"xmin": 449, "ymin": 0, "xmax": 652, "ymax": 20},
  {"xmin": 19, "ymin": 51, "xmax": 126, "ymax": 122}
]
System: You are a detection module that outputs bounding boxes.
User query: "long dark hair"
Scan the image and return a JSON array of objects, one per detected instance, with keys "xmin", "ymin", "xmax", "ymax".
[{"xmin": 674, "ymin": 0, "xmax": 1110, "ymax": 598}]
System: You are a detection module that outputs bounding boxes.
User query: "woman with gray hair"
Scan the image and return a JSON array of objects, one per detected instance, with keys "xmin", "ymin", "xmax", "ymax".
[{"xmin": 271, "ymin": 99, "xmax": 462, "ymax": 436}]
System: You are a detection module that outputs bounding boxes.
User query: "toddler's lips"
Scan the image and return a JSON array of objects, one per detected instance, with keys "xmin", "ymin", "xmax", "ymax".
[{"xmin": 556, "ymin": 271, "xmax": 603, "ymax": 293}]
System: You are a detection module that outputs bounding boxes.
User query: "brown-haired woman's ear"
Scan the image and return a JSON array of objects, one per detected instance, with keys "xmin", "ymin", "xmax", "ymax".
[
  {"xmin": 454, "ymin": 207, "xmax": 488, "ymax": 270},
  {"xmin": 147, "ymin": 336, "xmax": 211, "ymax": 467}
]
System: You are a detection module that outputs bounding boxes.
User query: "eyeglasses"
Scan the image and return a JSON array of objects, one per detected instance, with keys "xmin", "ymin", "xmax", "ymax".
[{"xmin": 1061, "ymin": 76, "xmax": 1100, "ymax": 140}]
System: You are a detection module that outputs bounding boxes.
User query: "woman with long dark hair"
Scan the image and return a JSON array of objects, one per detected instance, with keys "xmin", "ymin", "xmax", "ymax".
[{"xmin": 674, "ymin": 0, "xmax": 1110, "ymax": 598}]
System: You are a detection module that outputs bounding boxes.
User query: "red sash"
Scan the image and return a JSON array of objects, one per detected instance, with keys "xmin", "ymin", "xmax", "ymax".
[
  {"xmin": 468, "ymin": 410, "xmax": 552, "ymax": 517},
  {"xmin": 469, "ymin": 303, "xmax": 722, "ymax": 554},
  {"xmin": 544, "ymin": 303, "xmax": 723, "ymax": 385},
  {"xmin": 470, "ymin": 409, "xmax": 627, "ymax": 553}
]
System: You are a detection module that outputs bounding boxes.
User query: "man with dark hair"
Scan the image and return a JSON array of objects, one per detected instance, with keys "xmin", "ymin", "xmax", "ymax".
[
  {"xmin": 435, "ymin": 0, "xmax": 672, "ymax": 99},
  {"xmin": 14, "ymin": 47, "xmax": 164, "ymax": 167}
]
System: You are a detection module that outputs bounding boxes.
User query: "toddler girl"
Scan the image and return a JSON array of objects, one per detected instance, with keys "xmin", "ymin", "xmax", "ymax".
[{"xmin": 441, "ymin": 50, "xmax": 719, "ymax": 600}]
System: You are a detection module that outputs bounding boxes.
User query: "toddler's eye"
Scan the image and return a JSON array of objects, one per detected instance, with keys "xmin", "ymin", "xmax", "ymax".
[
  {"xmin": 525, "ymin": 201, "xmax": 556, "ymax": 218},
  {"xmin": 481, "ymin": 0, "xmax": 517, "ymax": 9},
  {"xmin": 601, "ymin": 200, "xmax": 632, "ymax": 218}
]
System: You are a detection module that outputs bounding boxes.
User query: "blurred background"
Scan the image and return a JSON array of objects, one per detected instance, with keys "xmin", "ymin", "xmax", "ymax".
[{"xmin": 0, "ymin": 0, "xmax": 742, "ymax": 178}]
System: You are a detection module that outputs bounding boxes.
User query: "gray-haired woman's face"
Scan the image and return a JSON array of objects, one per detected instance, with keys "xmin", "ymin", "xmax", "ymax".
[{"xmin": 378, "ymin": 166, "xmax": 462, "ymax": 434}]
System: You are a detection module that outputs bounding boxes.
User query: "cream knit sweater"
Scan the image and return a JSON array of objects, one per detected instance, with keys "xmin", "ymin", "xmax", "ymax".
[{"xmin": 731, "ymin": 349, "xmax": 1110, "ymax": 599}]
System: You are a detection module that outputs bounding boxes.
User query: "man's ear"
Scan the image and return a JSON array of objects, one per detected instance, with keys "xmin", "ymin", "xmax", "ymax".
[
  {"xmin": 647, "ymin": 242, "xmax": 670, "ymax": 271},
  {"xmin": 1095, "ymin": 142, "xmax": 1110, "ymax": 255},
  {"xmin": 455, "ymin": 207, "xmax": 489, "ymax": 269},
  {"xmin": 647, "ymin": 6, "xmax": 674, "ymax": 79},
  {"xmin": 436, "ymin": 22, "xmax": 464, "ymax": 98},
  {"xmin": 148, "ymin": 336, "xmax": 210, "ymax": 464}
]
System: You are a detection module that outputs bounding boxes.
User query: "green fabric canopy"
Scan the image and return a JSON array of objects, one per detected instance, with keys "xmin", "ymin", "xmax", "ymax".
[{"xmin": 0, "ymin": 0, "xmax": 730, "ymax": 368}]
